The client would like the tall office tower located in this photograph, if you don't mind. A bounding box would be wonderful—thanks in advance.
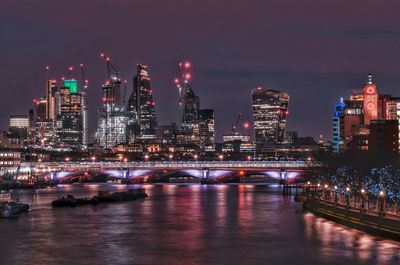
[34,98,47,122]
[251,87,289,147]
[34,98,59,147]
[198,109,216,146]
[363,73,379,125]
[81,87,88,146]
[98,76,127,148]
[45,79,57,121]
[56,86,83,147]
[332,97,345,153]
[182,82,200,127]
[127,64,157,142]
[174,61,200,131]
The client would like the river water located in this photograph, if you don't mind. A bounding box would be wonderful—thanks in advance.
[0,184,399,265]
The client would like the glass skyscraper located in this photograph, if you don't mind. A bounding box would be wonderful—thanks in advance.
[251,87,289,148]
[127,64,157,142]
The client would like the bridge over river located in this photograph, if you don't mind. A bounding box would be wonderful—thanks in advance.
[23,160,322,183]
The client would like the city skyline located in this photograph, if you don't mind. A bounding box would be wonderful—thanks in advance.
[2,1,400,140]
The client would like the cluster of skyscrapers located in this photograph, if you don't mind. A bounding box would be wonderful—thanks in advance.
[7,73,89,150]
[3,57,320,162]
[332,74,400,154]
[95,60,216,157]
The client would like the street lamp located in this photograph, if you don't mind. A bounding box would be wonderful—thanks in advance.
[379,191,385,212]
[247,156,251,161]
[144,154,149,162]
[218,154,224,161]
[194,154,198,161]
[168,154,173,161]
[91,156,96,162]
[334,185,338,203]
[345,187,351,206]
[361,188,365,209]
[65,157,70,162]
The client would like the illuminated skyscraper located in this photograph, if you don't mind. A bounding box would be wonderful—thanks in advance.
[56,86,83,147]
[127,64,157,142]
[332,97,345,153]
[198,109,215,146]
[45,79,57,121]
[181,82,200,128]
[251,87,289,148]
[98,78,127,148]
[363,73,378,125]
[174,61,215,148]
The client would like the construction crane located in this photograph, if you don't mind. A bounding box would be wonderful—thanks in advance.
[100,52,120,80]
[123,80,128,106]
[231,113,242,134]
[79,64,89,90]
[67,66,74,79]
[174,60,192,108]
[45,65,50,81]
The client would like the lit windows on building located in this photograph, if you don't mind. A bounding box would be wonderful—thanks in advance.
[251,87,289,149]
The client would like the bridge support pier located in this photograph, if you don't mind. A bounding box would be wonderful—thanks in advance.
[123,169,130,183]
[202,169,209,179]
[281,170,290,195]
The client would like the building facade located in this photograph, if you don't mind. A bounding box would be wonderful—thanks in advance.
[251,87,289,151]
[127,64,157,142]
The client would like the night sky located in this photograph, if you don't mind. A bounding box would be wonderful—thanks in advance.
[1,0,400,141]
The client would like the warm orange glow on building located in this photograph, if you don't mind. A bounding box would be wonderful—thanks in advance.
[363,80,378,125]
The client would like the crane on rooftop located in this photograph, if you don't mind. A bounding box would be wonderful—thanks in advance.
[100,52,120,80]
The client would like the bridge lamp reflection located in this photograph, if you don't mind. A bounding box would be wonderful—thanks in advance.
[346,187,350,192]
[379,191,384,196]
[361,188,365,194]
[324,184,328,189]
[334,186,338,190]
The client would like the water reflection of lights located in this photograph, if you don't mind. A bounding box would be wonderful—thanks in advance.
[304,213,400,263]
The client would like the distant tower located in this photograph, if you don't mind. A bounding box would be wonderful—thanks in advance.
[251,87,289,148]
[363,73,378,125]
[332,97,345,153]
[173,61,215,148]
[174,61,200,130]
[127,64,157,142]
[45,80,57,121]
